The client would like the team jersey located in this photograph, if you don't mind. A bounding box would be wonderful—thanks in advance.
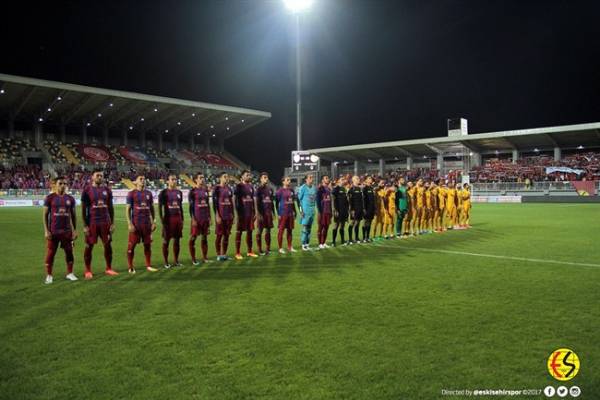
[235,182,255,217]
[127,189,154,228]
[316,185,332,215]
[275,187,296,217]
[348,186,364,212]
[44,193,76,234]
[188,186,211,222]
[415,186,425,208]
[362,185,376,214]
[385,189,396,213]
[430,187,439,209]
[297,184,317,215]
[81,185,113,226]
[446,188,457,208]
[332,185,349,212]
[395,185,408,211]
[408,187,418,209]
[255,185,275,217]
[213,184,234,221]
[438,187,447,209]
[375,187,386,214]
[425,190,432,208]
[158,188,183,219]
[462,188,471,203]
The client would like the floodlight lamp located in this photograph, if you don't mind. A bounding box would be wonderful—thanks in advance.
[283,0,313,13]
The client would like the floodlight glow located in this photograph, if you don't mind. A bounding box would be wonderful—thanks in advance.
[140,117,145,121]
[577,145,584,149]
[129,126,133,130]
[98,113,102,117]
[210,125,214,129]
[0,89,5,94]
[192,113,196,117]
[47,108,52,112]
[109,103,113,107]
[154,108,158,112]
[38,117,43,122]
[57,96,61,100]
[86,122,91,127]
[226,127,230,130]
[283,0,313,13]
[212,134,216,137]
[164,129,169,133]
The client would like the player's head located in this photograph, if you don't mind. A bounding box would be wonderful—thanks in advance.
[321,174,330,185]
[53,176,67,194]
[407,181,414,188]
[195,172,205,186]
[337,175,346,186]
[398,176,405,185]
[91,169,104,186]
[352,175,360,186]
[463,183,469,189]
[281,176,291,187]
[456,183,462,190]
[167,174,177,189]
[417,178,424,187]
[378,179,385,188]
[364,175,373,185]
[424,181,430,189]
[240,170,251,183]
[259,172,269,185]
[219,172,228,185]
[305,174,314,186]
[134,175,145,190]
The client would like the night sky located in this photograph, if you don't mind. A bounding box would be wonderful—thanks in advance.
[1,0,600,176]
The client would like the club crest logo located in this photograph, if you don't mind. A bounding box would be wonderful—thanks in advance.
[548,348,580,381]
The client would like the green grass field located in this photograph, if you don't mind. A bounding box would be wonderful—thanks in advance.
[0,203,598,399]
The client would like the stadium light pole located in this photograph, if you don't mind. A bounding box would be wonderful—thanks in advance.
[283,0,313,151]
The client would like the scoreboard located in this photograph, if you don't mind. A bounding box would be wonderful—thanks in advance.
[291,151,320,172]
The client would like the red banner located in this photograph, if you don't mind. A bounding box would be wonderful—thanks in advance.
[77,145,114,162]
[571,181,597,196]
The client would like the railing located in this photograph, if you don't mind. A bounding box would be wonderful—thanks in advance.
[471,181,577,192]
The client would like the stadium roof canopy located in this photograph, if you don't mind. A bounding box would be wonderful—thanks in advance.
[307,122,600,161]
[0,73,271,140]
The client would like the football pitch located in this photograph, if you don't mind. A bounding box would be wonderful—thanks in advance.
[0,203,598,399]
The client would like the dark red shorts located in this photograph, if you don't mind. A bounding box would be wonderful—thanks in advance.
[237,215,255,232]
[129,226,153,245]
[162,218,183,240]
[318,213,332,227]
[85,223,111,245]
[216,219,233,236]
[48,232,73,251]
[257,214,274,229]
[191,219,210,236]
[278,215,295,231]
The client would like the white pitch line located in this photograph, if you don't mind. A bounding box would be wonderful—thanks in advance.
[378,243,600,269]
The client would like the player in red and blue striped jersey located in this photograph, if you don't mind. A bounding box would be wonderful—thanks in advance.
[126,175,157,273]
[316,175,333,249]
[213,172,234,261]
[234,170,258,260]
[43,176,78,284]
[275,176,297,254]
[158,174,184,269]
[188,173,212,265]
[254,172,275,255]
[81,170,118,279]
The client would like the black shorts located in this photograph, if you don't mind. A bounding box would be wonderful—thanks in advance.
[350,209,364,221]
[334,211,348,223]
[364,208,375,220]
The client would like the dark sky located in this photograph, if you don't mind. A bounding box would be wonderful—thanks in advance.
[1,0,600,175]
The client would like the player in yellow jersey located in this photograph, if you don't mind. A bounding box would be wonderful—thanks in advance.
[373,179,386,240]
[460,183,472,228]
[429,182,439,232]
[415,179,426,234]
[423,182,433,233]
[383,182,396,239]
[455,183,463,229]
[404,181,415,236]
[446,181,458,229]
[437,181,447,232]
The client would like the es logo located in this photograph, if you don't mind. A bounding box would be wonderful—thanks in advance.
[547,348,580,381]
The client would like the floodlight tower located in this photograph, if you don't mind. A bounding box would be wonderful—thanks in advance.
[283,0,313,151]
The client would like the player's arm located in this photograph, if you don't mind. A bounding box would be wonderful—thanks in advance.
[69,200,78,240]
[212,187,222,223]
[43,205,51,239]
[296,185,305,216]
[254,191,262,221]
[108,189,115,231]
[150,194,156,231]
[125,193,135,232]
[81,190,90,234]
[331,188,339,216]
[292,190,298,218]
[316,187,323,215]
[275,190,281,217]
[188,190,195,220]
[158,190,166,224]
[178,191,184,222]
